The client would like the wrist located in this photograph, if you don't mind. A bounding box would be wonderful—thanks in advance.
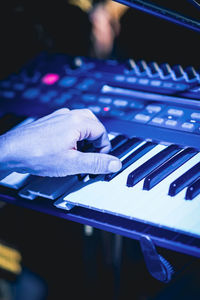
[0,134,13,179]
[0,133,17,172]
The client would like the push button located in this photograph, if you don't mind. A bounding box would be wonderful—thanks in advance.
[181,122,195,132]
[167,108,184,117]
[191,112,200,120]
[134,114,151,123]
[146,105,162,113]
[151,117,164,124]
[165,119,178,127]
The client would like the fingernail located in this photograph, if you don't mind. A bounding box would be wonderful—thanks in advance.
[108,160,122,173]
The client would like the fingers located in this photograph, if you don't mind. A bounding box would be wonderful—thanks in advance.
[90,130,111,153]
[66,109,119,173]
[24,108,113,177]
[70,109,111,153]
[84,119,111,153]
[68,151,122,175]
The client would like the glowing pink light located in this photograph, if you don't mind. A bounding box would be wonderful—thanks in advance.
[103,107,110,112]
[41,73,60,85]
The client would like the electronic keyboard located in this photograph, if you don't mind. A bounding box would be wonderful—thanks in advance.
[0,52,200,258]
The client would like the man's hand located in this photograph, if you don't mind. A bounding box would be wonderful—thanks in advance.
[0,108,122,177]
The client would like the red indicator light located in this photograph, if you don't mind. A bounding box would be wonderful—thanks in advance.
[41,73,60,85]
[103,107,110,111]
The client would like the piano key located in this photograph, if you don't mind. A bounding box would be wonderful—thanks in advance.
[181,207,200,235]
[108,137,141,159]
[168,162,200,196]
[104,141,156,182]
[143,147,198,190]
[110,134,128,150]
[18,176,46,200]
[53,198,75,211]
[143,160,200,230]
[64,147,200,235]
[79,134,116,153]
[18,186,38,200]
[177,184,200,232]
[127,144,181,187]
[185,178,200,200]
[77,141,102,181]
[0,172,30,189]
[129,154,200,228]
[77,133,115,153]
[87,134,129,180]
[108,133,116,140]
[165,190,200,234]
[78,133,117,180]
[64,144,167,210]
[26,175,79,200]
[139,153,200,229]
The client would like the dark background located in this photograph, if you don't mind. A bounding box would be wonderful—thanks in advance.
[0,1,200,79]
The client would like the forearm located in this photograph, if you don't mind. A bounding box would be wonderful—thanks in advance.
[0,134,13,180]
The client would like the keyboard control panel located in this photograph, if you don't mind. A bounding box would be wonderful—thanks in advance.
[0,52,200,137]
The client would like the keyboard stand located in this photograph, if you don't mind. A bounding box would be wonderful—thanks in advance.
[140,235,174,282]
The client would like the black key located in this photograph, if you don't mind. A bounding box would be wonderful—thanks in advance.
[0,113,27,135]
[77,140,94,152]
[77,139,96,180]
[77,140,103,181]
[186,178,200,200]
[143,148,198,190]
[77,173,87,181]
[88,134,129,180]
[110,134,128,151]
[105,141,156,182]
[127,144,180,187]
[78,134,128,155]
[109,137,141,159]
[169,162,200,196]
[77,141,95,181]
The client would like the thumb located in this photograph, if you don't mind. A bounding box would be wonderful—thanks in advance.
[74,151,122,174]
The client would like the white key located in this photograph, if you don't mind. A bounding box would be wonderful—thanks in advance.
[0,172,30,189]
[19,186,37,200]
[64,148,200,236]
[64,144,166,212]
[54,198,75,211]
[175,197,200,235]
[139,153,200,227]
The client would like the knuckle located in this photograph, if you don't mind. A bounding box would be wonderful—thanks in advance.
[52,108,70,116]
[83,108,96,119]
[58,108,70,114]
[69,112,82,125]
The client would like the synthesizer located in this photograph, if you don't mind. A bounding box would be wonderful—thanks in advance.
[0,52,200,257]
